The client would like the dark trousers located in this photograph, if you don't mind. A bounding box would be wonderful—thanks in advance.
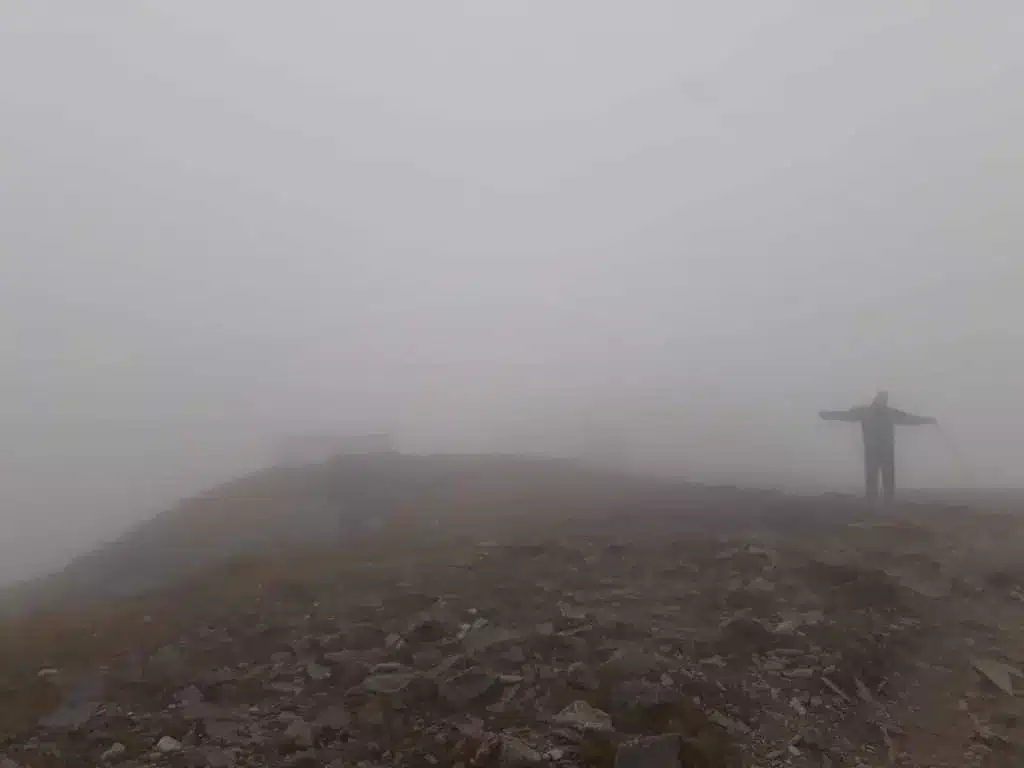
[865,450,895,500]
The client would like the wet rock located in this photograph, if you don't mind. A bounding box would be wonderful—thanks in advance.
[464,627,520,656]
[552,700,614,732]
[600,645,667,678]
[360,671,436,700]
[427,653,473,681]
[100,742,126,761]
[500,735,544,767]
[322,652,371,686]
[774,608,827,633]
[852,676,876,704]
[306,661,331,681]
[782,667,814,679]
[156,735,183,753]
[614,734,682,768]
[709,711,751,736]
[559,601,588,621]
[439,668,499,707]
[360,671,411,696]
[971,657,1022,696]
[283,718,315,749]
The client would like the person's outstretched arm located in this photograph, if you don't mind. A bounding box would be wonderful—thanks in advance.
[890,408,937,426]
[819,408,864,422]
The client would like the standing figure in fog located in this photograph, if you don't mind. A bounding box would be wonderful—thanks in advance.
[819,391,937,500]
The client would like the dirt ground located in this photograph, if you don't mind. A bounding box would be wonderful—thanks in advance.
[2,485,1024,767]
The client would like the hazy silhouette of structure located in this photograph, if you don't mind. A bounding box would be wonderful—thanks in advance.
[274,433,394,467]
[819,391,936,500]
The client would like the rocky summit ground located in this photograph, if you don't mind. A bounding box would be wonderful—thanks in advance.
[3,485,1024,768]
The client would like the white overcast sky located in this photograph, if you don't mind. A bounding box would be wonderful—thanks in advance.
[1,2,1022,580]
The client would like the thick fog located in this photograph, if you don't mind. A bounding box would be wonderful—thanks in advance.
[1,3,1022,582]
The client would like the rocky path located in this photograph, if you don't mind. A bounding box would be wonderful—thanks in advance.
[4,501,1024,767]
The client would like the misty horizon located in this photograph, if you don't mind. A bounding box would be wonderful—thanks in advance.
[2,3,1022,583]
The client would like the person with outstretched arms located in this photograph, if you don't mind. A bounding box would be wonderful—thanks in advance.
[820,391,937,500]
